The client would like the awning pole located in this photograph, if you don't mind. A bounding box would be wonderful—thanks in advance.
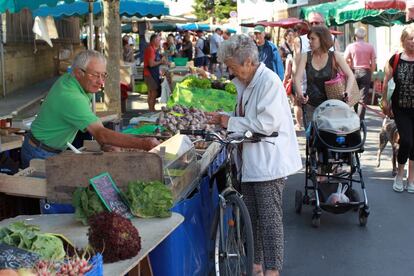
[88,0,96,113]
[0,14,6,98]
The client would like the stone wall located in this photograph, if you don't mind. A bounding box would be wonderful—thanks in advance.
[0,42,83,96]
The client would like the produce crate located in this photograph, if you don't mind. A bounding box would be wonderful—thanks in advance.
[134,81,148,94]
[85,253,103,276]
[173,57,188,66]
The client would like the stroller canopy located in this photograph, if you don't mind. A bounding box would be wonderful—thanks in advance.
[313,100,360,134]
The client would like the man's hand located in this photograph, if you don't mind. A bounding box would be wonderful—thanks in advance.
[140,137,160,151]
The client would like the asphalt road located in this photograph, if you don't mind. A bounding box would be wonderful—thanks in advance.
[282,108,414,276]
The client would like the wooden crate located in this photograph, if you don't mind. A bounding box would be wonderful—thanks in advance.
[45,152,163,204]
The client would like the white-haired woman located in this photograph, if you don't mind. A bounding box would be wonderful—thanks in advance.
[382,23,414,193]
[212,34,302,276]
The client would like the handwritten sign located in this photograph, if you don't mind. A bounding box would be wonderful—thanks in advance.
[89,172,132,219]
[0,244,40,269]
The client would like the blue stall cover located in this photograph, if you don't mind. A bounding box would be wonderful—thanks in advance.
[32,0,169,19]
[150,148,226,275]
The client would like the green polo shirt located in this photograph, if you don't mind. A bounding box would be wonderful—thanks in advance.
[31,73,99,150]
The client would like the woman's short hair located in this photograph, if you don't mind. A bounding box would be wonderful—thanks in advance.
[401,23,414,47]
[307,25,333,52]
[217,34,259,65]
[72,50,106,70]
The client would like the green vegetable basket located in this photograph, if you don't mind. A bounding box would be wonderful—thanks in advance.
[173,57,188,66]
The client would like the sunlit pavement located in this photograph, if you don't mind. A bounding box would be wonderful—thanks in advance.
[283,106,414,276]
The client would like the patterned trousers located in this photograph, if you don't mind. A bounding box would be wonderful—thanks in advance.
[241,178,285,271]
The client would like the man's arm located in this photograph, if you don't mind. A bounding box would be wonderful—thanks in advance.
[292,36,302,76]
[371,46,377,72]
[87,121,159,151]
[344,46,352,68]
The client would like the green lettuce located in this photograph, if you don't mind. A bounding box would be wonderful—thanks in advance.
[125,181,173,218]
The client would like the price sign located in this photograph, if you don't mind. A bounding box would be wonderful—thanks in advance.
[89,172,132,219]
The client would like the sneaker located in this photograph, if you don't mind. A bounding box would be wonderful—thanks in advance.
[393,177,404,192]
[407,182,414,193]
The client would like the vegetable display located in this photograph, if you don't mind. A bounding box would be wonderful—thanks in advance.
[125,181,173,218]
[167,82,236,112]
[0,222,65,261]
[157,105,215,134]
[72,187,106,226]
[180,76,212,89]
[88,212,141,263]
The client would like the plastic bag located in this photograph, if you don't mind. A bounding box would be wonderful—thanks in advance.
[160,78,171,103]
[326,183,350,205]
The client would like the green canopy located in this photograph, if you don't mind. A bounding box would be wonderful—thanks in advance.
[300,0,408,27]
[0,0,76,13]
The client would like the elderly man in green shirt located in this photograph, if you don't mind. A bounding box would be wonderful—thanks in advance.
[21,50,159,168]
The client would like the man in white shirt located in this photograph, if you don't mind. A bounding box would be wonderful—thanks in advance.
[194,30,208,71]
[210,28,223,76]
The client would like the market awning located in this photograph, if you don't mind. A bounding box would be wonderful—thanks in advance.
[32,0,169,19]
[0,0,76,13]
[300,0,409,27]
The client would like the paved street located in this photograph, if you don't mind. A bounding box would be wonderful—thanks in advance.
[283,108,414,276]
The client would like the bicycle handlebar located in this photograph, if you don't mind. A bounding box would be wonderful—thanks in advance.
[180,129,278,145]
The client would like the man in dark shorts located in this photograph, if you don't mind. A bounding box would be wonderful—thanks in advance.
[143,33,168,111]
[194,30,208,70]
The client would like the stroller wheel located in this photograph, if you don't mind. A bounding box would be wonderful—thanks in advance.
[311,214,321,228]
[295,190,303,214]
[359,209,368,227]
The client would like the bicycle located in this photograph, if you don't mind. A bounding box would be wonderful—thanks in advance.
[180,129,278,276]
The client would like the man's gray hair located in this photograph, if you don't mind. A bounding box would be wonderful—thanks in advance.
[71,50,106,70]
[354,27,366,39]
[217,34,259,65]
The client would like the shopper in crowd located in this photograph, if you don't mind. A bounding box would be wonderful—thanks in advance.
[194,30,208,71]
[210,27,224,76]
[282,29,303,131]
[344,27,376,120]
[279,28,295,68]
[293,13,340,120]
[253,25,284,81]
[21,50,159,168]
[165,34,178,62]
[181,32,193,61]
[222,30,231,40]
[212,34,302,276]
[122,35,135,63]
[294,26,355,124]
[382,23,414,193]
[144,34,168,111]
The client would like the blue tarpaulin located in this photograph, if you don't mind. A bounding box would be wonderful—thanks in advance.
[32,0,169,19]
[150,148,226,275]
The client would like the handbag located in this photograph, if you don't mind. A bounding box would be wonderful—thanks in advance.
[284,79,293,96]
[324,54,361,107]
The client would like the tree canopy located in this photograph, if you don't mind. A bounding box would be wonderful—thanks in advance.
[193,0,237,21]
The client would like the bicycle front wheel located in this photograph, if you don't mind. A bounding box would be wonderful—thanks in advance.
[214,193,254,276]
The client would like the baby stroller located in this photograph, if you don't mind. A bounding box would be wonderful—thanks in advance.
[295,99,370,227]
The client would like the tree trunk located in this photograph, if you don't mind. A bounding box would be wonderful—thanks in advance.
[103,0,121,114]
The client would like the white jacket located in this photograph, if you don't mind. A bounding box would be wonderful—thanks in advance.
[227,63,302,182]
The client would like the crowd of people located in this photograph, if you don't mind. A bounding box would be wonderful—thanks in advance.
[91,17,414,276]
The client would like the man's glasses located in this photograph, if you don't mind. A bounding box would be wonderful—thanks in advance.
[80,68,108,81]
[310,21,323,26]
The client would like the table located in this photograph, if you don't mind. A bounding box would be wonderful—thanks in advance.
[0,213,184,275]
[0,135,23,153]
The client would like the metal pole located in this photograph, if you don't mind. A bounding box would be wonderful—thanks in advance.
[0,14,6,98]
[88,0,96,113]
